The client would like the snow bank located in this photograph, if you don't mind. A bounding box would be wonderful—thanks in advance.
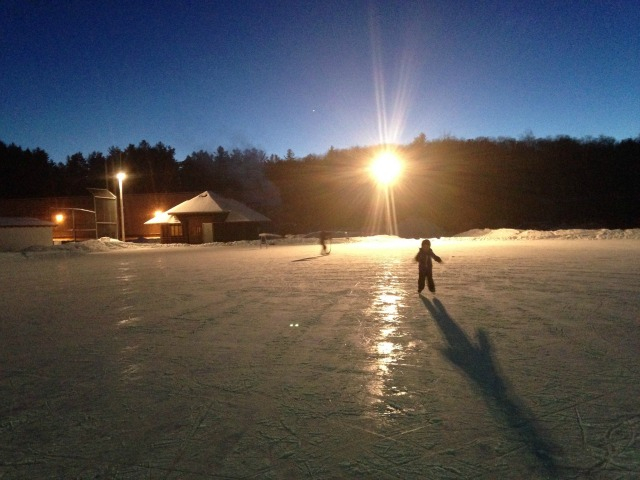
[11,228,640,257]
[453,228,640,241]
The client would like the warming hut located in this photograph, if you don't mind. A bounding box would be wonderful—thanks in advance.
[0,217,55,251]
[145,191,271,244]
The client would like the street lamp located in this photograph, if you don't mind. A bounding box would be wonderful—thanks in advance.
[116,172,126,241]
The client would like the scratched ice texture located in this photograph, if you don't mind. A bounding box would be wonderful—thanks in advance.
[1,230,639,479]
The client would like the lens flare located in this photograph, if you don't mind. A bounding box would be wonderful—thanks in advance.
[370,151,402,185]
[367,151,402,235]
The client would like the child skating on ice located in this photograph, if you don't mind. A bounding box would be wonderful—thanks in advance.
[415,239,442,294]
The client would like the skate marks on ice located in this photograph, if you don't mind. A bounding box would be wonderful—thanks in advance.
[573,409,640,479]
[2,242,638,478]
[421,296,560,477]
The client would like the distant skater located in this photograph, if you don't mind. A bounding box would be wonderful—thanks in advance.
[319,230,330,255]
[415,239,442,293]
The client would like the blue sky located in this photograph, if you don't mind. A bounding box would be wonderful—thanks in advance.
[1,0,639,163]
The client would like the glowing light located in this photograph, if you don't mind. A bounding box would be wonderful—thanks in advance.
[377,341,395,356]
[370,152,402,185]
[153,210,163,218]
[116,172,126,241]
[55,214,64,223]
[367,151,402,235]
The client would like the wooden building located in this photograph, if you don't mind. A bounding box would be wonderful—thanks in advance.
[0,192,200,241]
[0,217,55,251]
[146,191,271,244]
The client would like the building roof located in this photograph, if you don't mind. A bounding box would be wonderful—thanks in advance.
[87,188,117,200]
[164,191,270,223]
[144,212,180,225]
[0,217,55,227]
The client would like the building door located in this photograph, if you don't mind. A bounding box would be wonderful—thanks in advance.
[202,223,213,243]
[187,221,202,244]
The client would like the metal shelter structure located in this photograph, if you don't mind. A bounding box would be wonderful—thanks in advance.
[87,188,118,239]
[51,207,97,242]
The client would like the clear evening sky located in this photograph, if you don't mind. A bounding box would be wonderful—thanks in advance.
[1,0,639,164]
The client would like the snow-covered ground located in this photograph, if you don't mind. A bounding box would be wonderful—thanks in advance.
[1,229,639,479]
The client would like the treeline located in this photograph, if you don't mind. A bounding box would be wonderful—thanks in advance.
[1,135,638,235]
[263,134,639,235]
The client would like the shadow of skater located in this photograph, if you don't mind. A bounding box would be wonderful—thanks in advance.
[292,255,324,263]
[421,296,559,476]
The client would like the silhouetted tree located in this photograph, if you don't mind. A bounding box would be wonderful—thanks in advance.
[119,141,179,194]
[179,150,216,191]
[284,149,296,161]
[86,151,109,189]
[61,152,90,195]
[1,135,638,231]
[0,141,59,198]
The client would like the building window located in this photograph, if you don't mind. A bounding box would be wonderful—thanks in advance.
[170,225,182,237]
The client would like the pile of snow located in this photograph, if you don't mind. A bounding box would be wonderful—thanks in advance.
[11,228,640,257]
[454,228,640,240]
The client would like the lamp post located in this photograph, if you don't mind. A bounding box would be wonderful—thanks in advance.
[116,172,126,241]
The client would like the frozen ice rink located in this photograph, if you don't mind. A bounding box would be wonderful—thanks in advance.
[1,232,639,479]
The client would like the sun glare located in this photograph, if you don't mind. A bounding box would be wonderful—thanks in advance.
[370,152,402,185]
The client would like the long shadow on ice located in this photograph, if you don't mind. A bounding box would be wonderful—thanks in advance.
[292,255,325,262]
[421,296,559,476]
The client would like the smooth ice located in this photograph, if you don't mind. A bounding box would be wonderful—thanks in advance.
[1,234,639,479]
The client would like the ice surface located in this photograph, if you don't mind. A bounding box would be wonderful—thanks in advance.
[1,230,639,478]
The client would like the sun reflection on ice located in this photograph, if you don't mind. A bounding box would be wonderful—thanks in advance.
[365,268,408,406]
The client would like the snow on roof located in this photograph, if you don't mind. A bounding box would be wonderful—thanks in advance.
[144,212,180,225]
[0,217,55,227]
[163,191,270,223]
[223,197,271,223]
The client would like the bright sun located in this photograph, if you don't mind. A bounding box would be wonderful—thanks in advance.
[370,152,402,185]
